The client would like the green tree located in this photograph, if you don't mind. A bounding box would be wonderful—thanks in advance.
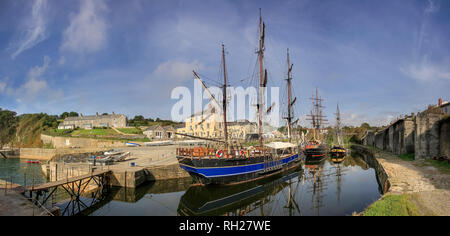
[60,111,79,119]
[360,122,371,129]
[0,108,18,148]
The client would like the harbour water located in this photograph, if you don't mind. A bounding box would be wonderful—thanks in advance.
[0,158,47,187]
[89,153,382,216]
[0,153,383,216]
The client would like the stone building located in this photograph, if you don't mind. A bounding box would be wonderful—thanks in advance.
[143,125,177,140]
[58,112,127,129]
[414,108,441,159]
[362,98,450,160]
[175,108,257,140]
[439,99,450,114]
[362,130,375,146]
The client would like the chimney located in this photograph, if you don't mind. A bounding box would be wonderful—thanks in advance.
[439,98,443,106]
[96,112,99,117]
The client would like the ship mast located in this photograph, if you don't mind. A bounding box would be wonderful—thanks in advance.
[285,48,294,142]
[222,44,229,153]
[335,103,342,146]
[257,8,266,148]
[307,88,327,142]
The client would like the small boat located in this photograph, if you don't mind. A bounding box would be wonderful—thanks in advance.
[330,145,347,157]
[88,155,114,166]
[329,104,347,158]
[111,152,130,162]
[104,149,123,156]
[125,142,141,147]
[25,160,40,164]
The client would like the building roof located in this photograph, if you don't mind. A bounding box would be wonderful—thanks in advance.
[144,125,163,131]
[264,142,297,149]
[441,101,450,108]
[227,120,256,126]
[65,114,125,121]
[173,123,185,129]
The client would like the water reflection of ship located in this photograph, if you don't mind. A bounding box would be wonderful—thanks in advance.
[304,156,327,216]
[177,166,303,216]
[330,155,347,204]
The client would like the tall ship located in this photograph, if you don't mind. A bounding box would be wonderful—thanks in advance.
[175,10,302,185]
[304,88,328,158]
[330,103,347,157]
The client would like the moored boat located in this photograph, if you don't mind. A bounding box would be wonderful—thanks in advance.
[177,142,301,185]
[304,140,328,158]
[330,145,346,157]
[125,142,140,147]
[176,10,302,186]
[305,88,328,158]
[25,160,40,164]
[329,104,347,157]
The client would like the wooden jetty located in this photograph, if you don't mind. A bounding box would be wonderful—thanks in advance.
[21,169,112,216]
[0,151,7,159]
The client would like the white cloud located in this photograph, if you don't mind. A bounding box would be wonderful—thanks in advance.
[336,112,397,127]
[4,56,62,106]
[0,80,6,93]
[152,60,204,83]
[15,56,51,101]
[10,0,48,59]
[60,0,108,54]
[425,0,440,14]
[401,62,450,82]
[58,56,66,65]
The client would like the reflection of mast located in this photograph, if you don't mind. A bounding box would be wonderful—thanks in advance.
[284,179,301,216]
[336,163,342,203]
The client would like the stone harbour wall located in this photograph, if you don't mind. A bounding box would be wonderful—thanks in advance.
[362,112,449,160]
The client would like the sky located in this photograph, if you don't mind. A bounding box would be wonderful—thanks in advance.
[0,0,449,127]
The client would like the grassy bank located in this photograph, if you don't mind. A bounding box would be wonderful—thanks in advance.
[425,160,450,174]
[116,127,143,134]
[398,153,415,161]
[362,194,420,216]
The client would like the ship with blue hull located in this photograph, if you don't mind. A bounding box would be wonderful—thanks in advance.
[177,143,302,185]
[176,10,302,186]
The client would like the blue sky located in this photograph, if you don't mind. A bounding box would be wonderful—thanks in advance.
[0,0,449,127]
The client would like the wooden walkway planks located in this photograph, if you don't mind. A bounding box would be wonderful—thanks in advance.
[24,170,111,192]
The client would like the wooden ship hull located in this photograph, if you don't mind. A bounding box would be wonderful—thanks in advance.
[304,143,328,158]
[330,146,347,157]
[177,148,301,185]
